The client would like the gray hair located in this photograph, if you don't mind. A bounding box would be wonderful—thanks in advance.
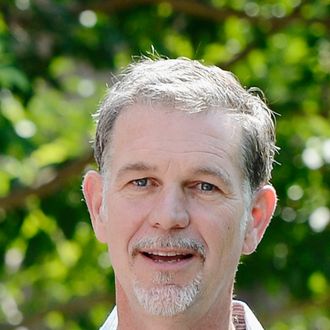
[94,57,277,192]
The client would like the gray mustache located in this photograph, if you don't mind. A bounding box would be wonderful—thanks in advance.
[130,236,206,259]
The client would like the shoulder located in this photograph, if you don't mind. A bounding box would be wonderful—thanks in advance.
[233,300,264,330]
[99,306,118,330]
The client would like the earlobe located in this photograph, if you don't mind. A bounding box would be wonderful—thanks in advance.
[82,170,108,243]
[242,185,277,255]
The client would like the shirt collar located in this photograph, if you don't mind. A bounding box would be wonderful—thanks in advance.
[100,300,264,330]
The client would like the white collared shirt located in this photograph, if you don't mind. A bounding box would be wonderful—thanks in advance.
[100,300,264,330]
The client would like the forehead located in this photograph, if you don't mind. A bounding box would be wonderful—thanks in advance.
[105,104,243,172]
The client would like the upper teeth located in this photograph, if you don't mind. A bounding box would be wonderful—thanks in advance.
[147,251,186,256]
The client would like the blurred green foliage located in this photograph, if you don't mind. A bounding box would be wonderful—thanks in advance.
[0,0,329,329]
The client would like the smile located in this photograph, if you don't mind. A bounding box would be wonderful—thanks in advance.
[141,251,194,263]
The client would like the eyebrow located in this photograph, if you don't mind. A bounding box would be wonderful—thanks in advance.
[116,162,157,179]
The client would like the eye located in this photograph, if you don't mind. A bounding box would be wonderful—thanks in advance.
[132,178,149,187]
[198,182,217,192]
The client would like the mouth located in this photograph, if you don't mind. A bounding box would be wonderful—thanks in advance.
[131,237,206,269]
[141,251,194,263]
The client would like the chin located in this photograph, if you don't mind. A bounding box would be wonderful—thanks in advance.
[133,271,203,317]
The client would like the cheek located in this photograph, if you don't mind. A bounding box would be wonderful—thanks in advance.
[192,203,244,260]
[105,196,151,252]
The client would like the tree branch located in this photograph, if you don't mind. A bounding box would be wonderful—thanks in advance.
[220,0,308,68]
[84,0,325,70]
[85,0,329,28]
[87,0,247,22]
[0,152,94,211]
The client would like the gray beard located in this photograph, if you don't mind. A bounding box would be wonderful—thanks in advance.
[133,271,203,317]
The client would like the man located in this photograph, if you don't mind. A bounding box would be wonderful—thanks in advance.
[83,57,278,329]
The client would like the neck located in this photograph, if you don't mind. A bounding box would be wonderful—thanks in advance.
[115,280,236,330]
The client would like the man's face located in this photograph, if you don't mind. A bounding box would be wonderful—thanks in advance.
[84,104,272,317]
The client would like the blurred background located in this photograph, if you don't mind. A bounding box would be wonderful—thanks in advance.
[0,0,329,329]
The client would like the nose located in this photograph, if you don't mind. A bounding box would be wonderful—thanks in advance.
[148,186,190,230]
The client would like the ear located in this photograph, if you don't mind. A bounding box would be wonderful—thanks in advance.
[82,170,108,243]
[242,185,277,255]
